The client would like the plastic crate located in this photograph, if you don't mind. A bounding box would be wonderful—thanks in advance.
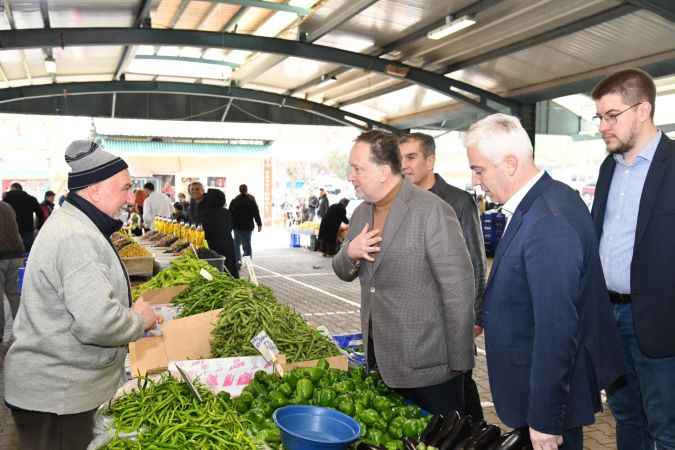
[201,256,225,272]
[332,333,365,367]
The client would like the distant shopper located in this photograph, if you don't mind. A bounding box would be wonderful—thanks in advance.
[177,192,190,212]
[132,188,146,216]
[187,181,205,224]
[4,183,44,253]
[142,182,173,231]
[307,193,319,221]
[229,184,262,265]
[172,202,188,222]
[199,189,239,278]
[4,140,159,450]
[40,190,56,222]
[0,200,25,344]
[317,188,329,219]
[318,198,349,256]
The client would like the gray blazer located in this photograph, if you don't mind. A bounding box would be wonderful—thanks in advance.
[333,179,475,388]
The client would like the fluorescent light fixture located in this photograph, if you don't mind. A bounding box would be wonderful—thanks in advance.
[44,56,56,74]
[427,15,476,40]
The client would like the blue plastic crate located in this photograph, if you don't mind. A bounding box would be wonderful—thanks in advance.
[17,266,25,291]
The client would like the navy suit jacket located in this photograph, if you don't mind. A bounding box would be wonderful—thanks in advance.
[484,173,624,435]
[592,134,675,358]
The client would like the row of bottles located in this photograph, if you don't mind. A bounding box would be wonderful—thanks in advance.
[153,217,205,248]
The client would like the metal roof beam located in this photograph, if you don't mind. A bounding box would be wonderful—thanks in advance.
[212,0,309,16]
[0,27,516,113]
[234,0,378,85]
[288,0,503,96]
[336,3,638,109]
[137,55,239,68]
[0,80,400,132]
[627,0,675,24]
[114,0,154,80]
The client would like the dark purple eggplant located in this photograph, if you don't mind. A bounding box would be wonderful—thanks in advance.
[438,415,473,450]
[493,428,532,450]
[461,424,501,450]
[470,419,488,437]
[420,414,446,443]
[425,410,461,447]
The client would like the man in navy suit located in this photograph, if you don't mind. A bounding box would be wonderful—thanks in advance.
[465,114,624,450]
[591,69,675,450]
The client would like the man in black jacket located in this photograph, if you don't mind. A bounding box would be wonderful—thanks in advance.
[229,184,262,266]
[399,132,487,422]
[3,183,44,253]
[199,189,239,278]
[591,68,675,450]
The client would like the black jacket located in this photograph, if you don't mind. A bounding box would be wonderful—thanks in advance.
[3,190,44,233]
[318,195,329,218]
[429,174,486,317]
[592,133,675,357]
[229,194,262,231]
[318,203,349,242]
[199,189,239,278]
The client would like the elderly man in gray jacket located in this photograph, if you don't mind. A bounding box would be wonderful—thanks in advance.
[4,140,159,450]
[333,130,475,415]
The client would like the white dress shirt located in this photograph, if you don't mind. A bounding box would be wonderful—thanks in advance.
[143,191,173,230]
[501,170,545,231]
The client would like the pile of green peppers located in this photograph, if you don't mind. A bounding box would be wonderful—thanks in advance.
[172,275,273,318]
[233,361,431,450]
[102,375,259,449]
[210,294,341,362]
[131,254,220,300]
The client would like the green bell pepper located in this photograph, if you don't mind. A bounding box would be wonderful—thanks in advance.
[357,408,381,426]
[296,378,314,400]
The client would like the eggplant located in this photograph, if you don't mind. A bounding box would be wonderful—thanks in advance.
[460,424,501,450]
[470,420,488,438]
[492,428,532,450]
[420,414,446,443]
[425,410,461,447]
[438,415,472,450]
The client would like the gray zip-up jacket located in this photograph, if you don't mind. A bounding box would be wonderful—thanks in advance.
[4,202,144,414]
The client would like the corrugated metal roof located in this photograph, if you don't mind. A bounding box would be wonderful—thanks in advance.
[99,138,271,155]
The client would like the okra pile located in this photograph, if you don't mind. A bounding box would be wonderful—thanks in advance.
[210,293,341,362]
[103,375,259,449]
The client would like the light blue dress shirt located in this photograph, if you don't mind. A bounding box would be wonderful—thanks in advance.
[598,131,661,294]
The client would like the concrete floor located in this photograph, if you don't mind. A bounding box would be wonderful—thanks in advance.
[0,239,618,449]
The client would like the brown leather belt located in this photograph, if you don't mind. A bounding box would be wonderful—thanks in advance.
[608,291,632,304]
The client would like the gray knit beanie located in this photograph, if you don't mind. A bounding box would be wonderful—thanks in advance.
[65,140,128,190]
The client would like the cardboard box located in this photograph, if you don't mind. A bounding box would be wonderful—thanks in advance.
[168,357,273,397]
[122,255,155,277]
[129,308,221,376]
[128,305,347,377]
[140,285,189,305]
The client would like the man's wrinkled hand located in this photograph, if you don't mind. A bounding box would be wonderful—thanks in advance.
[132,298,162,331]
[473,325,483,337]
[529,427,563,450]
[347,223,382,263]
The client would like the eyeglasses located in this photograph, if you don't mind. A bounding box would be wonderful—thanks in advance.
[591,102,642,126]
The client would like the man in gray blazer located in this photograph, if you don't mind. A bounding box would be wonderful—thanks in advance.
[333,130,475,415]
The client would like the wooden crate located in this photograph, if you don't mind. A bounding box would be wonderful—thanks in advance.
[122,255,155,277]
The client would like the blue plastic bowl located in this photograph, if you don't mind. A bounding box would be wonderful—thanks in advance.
[273,405,361,450]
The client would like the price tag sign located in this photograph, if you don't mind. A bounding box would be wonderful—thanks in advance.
[251,330,279,363]
[199,268,213,281]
